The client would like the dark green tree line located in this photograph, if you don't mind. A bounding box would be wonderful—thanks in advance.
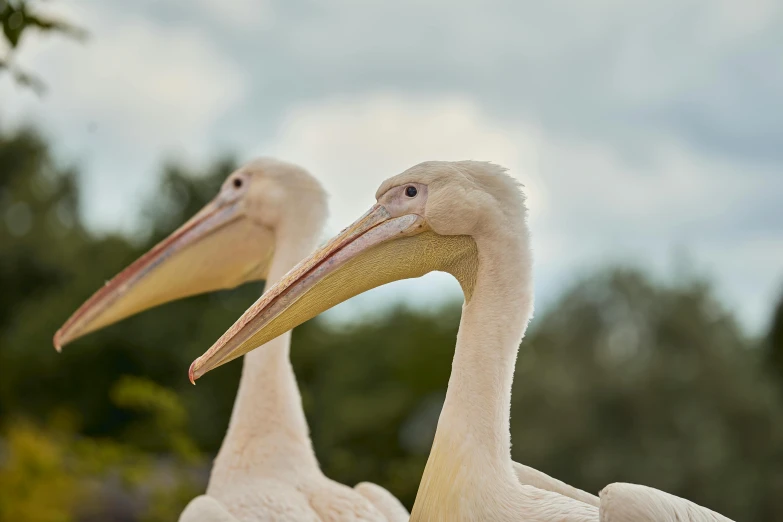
[1,127,782,520]
[767,292,783,386]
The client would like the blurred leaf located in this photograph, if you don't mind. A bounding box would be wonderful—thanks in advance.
[0,0,86,92]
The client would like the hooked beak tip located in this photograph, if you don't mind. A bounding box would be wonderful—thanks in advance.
[53,331,64,353]
[188,360,198,385]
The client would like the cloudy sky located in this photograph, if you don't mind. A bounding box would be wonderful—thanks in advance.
[2,0,781,333]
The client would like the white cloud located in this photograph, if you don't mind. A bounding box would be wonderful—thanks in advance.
[0,0,779,332]
[259,93,545,319]
[267,0,783,166]
[0,1,247,232]
[170,0,275,31]
[6,2,246,145]
[261,92,782,331]
[262,93,546,234]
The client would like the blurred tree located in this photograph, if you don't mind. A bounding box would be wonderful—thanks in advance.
[0,0,84,92]
[291,306,461,506]
[767,290,783,385]
[111,376,200,462]
[0,383,203,522]
[509,270,783,521]
[0,128,239,518]
[0,132,260,454]
[0,127,89,422]
[291,273,783,519]
[1,126,782,520]
[0,420,81,522]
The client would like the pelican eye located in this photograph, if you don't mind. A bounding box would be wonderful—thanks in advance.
[405,186,417,198]
[233,178,243,189]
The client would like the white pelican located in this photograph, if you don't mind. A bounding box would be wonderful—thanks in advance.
[188,160,598,521]
[189,161,737,522]
[54,159,409,522]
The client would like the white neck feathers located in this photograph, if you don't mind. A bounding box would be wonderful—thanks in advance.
[208,225,322,491]
[411,227,533,521]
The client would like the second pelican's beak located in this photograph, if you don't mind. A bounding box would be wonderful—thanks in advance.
[189,204,478,382]
[54,196,274,350]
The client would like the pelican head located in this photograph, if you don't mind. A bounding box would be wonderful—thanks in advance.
[54,158,327,350]
[190,160,529,381]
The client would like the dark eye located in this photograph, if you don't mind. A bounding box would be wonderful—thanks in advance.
[233,177,243,189]
[405,186,417,198]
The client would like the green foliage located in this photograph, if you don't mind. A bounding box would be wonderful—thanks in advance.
[0,421,80,522]
[1,126,782,520]
[111,376,200,462]
[0,413,202,522]
[290,306,462,506]
[510,270,783,521]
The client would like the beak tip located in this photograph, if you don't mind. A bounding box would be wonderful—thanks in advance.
[188,360,198,385]
[53,331,65,353]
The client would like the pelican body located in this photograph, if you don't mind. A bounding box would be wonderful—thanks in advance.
[55,159,408,521]
[190,161,736,522]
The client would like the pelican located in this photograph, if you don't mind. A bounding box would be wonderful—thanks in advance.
[187,160,597,521]
[53,159,409,521]
[188,161,736,522]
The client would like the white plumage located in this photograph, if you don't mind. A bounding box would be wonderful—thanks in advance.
[59,159,739,522]
[189,160,738,522]
[56,159,408,522]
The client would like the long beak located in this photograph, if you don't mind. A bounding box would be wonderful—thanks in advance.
[188,204,478,382]
[54,198,274,350]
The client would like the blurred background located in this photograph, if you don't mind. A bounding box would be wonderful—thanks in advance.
[1,0,782,520]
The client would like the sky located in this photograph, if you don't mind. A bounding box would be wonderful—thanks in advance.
[1,0,782,333]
